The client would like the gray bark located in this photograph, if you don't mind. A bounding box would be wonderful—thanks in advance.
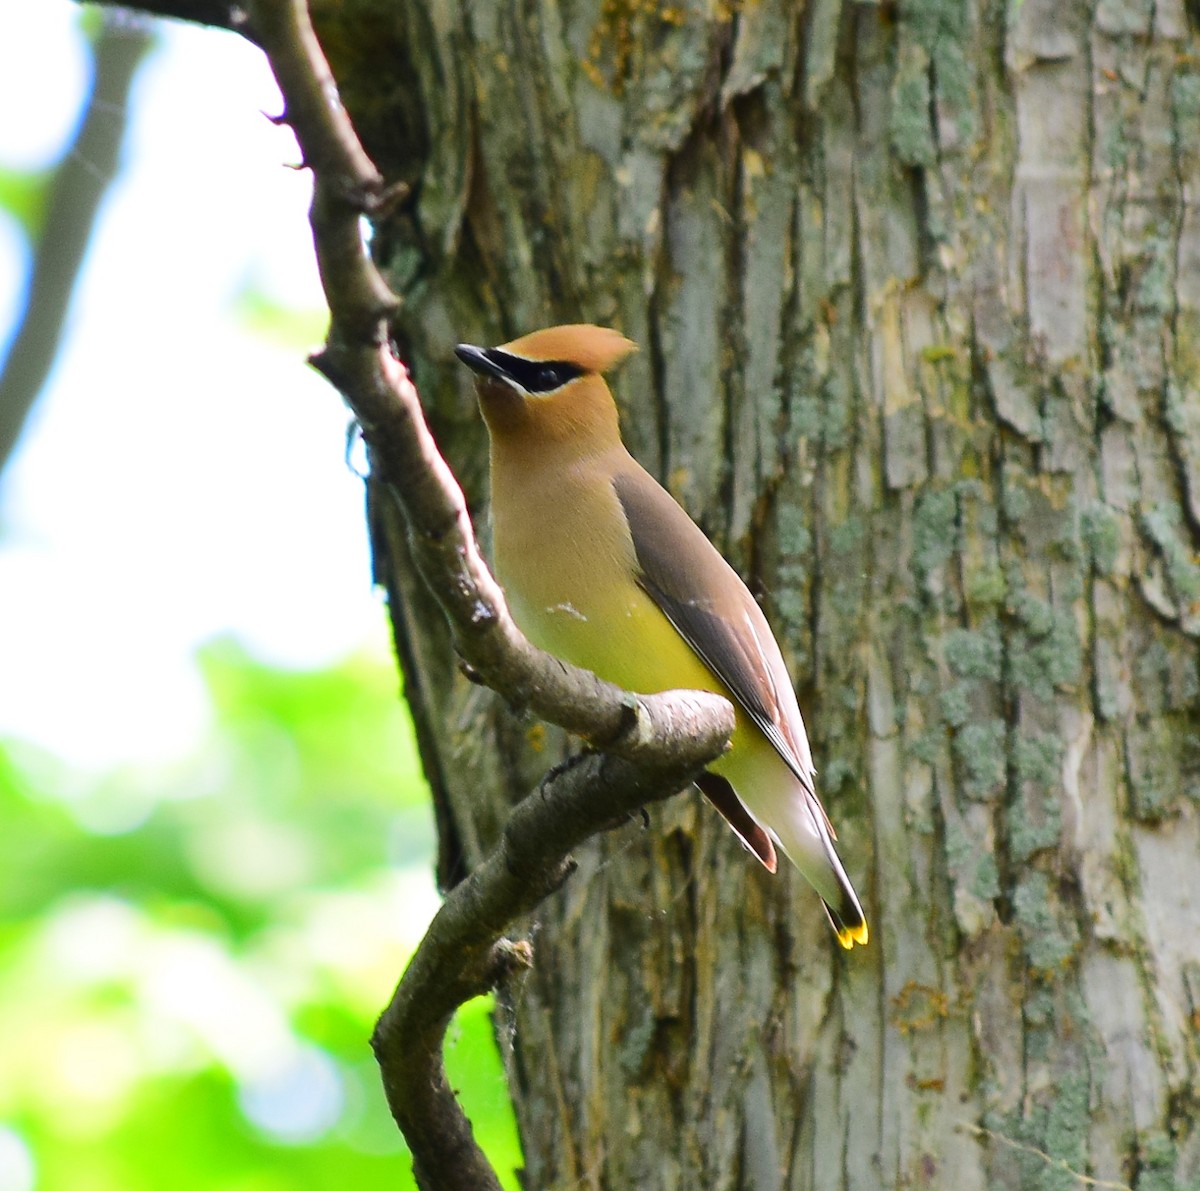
[330,0,1200,1186]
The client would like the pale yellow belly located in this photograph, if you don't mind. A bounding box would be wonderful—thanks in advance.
[490,457,716,697]
[504,571,718,699]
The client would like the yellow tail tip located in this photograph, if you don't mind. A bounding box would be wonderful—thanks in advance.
[836,921,870,950]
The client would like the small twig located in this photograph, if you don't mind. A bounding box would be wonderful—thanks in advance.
[957,1122,1133,1191]
[240,2,735,1188]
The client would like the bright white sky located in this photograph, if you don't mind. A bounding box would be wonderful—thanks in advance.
[0,0,390,769]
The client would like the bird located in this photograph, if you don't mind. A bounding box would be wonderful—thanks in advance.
[454,324,868,949]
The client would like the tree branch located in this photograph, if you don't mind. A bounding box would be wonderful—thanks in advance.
[0,14,154,476]
[238,1,734,1187]
[86,0,255,39]
[375,693,732,1191]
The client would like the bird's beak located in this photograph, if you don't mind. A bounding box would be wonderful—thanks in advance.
[454,343,508,383]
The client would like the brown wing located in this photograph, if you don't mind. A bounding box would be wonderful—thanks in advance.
[612,466,817,795]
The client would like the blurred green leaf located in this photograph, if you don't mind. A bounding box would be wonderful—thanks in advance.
[0,643,523,1188]
[447,999,524,1188]
[0,167,52,239]
[229,285,328,353]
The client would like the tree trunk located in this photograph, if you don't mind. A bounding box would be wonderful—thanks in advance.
[326,0,1200,1185]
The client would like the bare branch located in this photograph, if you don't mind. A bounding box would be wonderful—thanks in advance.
[240,1,734,1187]
[0,15,153,476]
[85,0,256,39]
[375,690,732,1191]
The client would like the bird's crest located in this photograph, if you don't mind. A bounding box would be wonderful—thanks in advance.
[501,324,637,375]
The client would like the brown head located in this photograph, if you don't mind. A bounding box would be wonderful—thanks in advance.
[454,324,637,450]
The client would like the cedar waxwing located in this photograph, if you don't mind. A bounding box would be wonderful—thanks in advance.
[455,324,868,948]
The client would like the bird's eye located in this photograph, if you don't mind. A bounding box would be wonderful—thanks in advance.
[498,355,583,393]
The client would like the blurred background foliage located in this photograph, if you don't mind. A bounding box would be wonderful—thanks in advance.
[0,4,521,1188]
[0,645,522,1190]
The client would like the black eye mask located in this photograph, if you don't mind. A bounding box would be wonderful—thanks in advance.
[479,349,584,394]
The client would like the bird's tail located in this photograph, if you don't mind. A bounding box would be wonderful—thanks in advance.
[713,751,869,948]
[820,884,869,950]
[759,783,869,949]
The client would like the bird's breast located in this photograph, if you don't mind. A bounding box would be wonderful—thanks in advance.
[490,458,716,697]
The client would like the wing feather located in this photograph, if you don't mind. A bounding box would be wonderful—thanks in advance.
[612,468,817,796]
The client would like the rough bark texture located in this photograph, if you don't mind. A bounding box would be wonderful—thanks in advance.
[316,0,1200,1186]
